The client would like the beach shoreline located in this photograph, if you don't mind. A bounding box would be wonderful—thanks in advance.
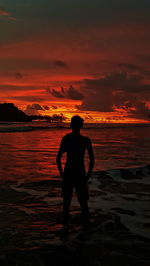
[0,165,150,265]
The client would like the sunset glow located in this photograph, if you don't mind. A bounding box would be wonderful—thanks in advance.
[0,1,150,123]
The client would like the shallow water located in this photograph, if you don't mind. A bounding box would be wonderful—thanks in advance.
[0,125,150,182]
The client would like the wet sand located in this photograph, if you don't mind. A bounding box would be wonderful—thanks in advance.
[0,166,150,265]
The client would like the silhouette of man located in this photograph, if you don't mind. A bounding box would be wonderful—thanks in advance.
[56,115,94,229]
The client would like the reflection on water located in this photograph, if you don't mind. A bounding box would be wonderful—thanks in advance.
[0,126,150,251]
[0,126,150,182]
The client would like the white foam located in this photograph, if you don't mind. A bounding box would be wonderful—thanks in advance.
[93,165,150,184]
[88,189,150,239]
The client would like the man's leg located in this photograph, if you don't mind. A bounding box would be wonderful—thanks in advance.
[78,199,90,225]
[62,178,73,227]
[62,196,72,226]
[75,180,90,225]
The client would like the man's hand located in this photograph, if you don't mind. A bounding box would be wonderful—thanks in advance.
[60,171,64,179]
[86,172,91,180]
[87,137,94,181]
[56,137,66,179]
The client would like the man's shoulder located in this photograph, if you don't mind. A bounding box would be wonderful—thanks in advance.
[62,133,72,140]
[62,133,91,143]
[81,135,91,143]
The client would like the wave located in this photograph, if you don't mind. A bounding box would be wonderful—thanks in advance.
[92,164,150,185]
[1,164,150,244]
[7,165,150,190]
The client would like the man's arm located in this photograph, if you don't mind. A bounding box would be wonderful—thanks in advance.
[56,137,66,178]
[86,138,94,180]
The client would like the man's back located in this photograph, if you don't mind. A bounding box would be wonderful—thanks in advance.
[62,133,91,173]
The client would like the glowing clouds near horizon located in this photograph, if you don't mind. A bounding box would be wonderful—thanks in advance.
[0,0,150,122]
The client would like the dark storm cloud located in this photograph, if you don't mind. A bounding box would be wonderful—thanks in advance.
[24,103,49,115]
[129,102,150,119]
[45,88,51,94]
[81,72,143,93]
[51,88,65,98]
[53,60,69,68]
[77,71,150,119]
[52,106,58,109]
[15,72,23,79]
[78,92,114,112]
[119,63,150,79]
[67,86,84,100]
[31,104,44,110]
[51,85,84,100]
[43,105,50,110]
[123,84,150,93]
[119,63,141,71]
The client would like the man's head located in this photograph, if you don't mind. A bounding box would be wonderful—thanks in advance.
[70,115,84,131]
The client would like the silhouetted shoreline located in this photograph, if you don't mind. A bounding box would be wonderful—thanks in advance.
[0,103,65,123]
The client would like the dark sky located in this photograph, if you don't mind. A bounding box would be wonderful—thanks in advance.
[0,0,150,122]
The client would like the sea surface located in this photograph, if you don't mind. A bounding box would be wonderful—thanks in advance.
[0,122,150,251]
[0,122,150,182]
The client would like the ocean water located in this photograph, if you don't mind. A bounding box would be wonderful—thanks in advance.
[0,122,150,250]
[0,122,150,182]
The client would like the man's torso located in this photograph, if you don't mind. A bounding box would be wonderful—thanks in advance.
[62,133,89,177]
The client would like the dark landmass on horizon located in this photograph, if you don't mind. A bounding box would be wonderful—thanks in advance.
[0,103,65,122]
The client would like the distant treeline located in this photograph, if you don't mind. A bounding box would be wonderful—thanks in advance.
[0,103,66,122]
